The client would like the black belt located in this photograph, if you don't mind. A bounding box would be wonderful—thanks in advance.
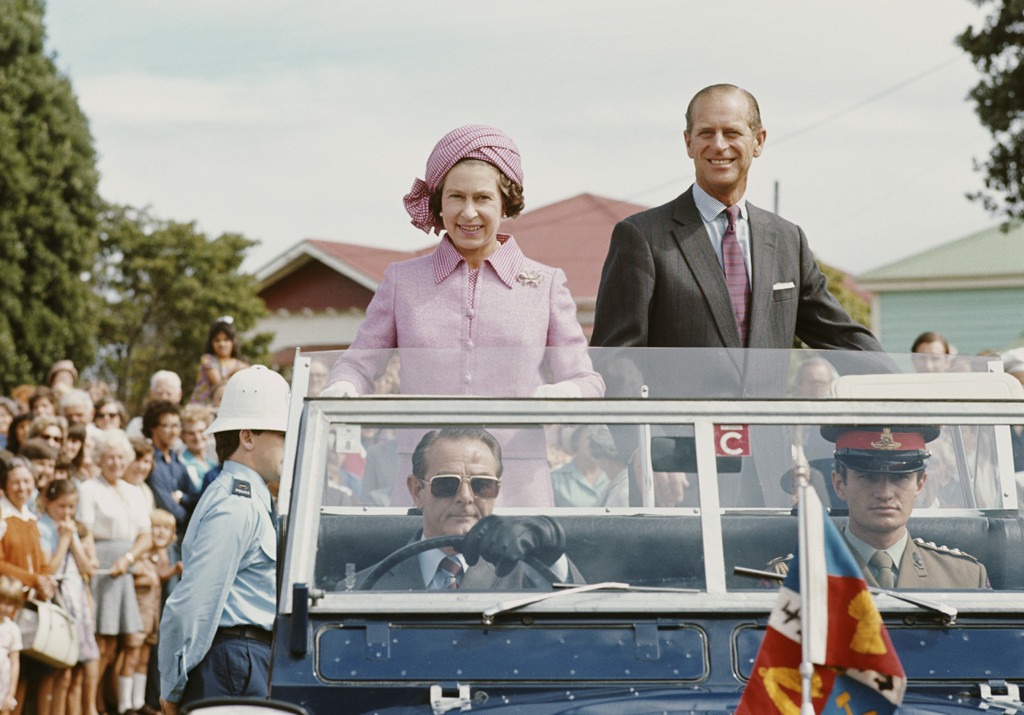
[215,625,273,646]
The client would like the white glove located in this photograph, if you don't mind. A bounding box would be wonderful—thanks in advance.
[319,380,359,398]
[532,382,582,399]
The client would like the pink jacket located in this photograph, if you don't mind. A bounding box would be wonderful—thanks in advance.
[328,237,604,399]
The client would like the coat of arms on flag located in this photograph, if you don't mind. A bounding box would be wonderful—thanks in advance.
[736,486,906,714]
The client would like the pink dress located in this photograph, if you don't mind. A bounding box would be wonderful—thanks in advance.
[190,354,246,405]
[328,236,605,506]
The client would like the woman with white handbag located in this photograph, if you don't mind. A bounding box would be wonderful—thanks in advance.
[39,478,100,715]
[0,457,66,715]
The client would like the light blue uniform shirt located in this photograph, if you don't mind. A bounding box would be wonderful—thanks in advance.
[158,461,277,703]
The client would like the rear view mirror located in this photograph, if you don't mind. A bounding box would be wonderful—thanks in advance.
[650,436,741,473]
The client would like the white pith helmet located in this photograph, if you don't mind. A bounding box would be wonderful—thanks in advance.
[205,365,290,434]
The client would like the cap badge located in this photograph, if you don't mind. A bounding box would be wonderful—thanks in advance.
[517,270,544,287]
[871,428,902,450]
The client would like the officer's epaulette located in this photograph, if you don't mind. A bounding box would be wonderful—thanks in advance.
[232,479,252,498]
[913,537,981,563]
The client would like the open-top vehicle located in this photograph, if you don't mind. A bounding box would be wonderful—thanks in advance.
[269,347,1024,714]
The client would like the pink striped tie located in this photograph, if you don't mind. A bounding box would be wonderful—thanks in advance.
[722,205,751,345]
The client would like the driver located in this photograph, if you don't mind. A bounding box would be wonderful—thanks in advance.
[359,426,581,589]
[770,425,989,589]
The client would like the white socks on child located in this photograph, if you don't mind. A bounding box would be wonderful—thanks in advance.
[133,672,148,711]
[117,675,134,714]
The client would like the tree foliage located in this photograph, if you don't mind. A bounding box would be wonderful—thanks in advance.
[94,204,271,412]
[0,0,101,392]
[793,261,873,349]
[820,261,871,330]
[957,0,1024,224]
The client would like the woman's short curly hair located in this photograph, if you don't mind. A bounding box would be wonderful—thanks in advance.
[428,158,525,229]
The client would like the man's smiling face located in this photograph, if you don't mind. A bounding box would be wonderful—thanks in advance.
[684,88,765,206]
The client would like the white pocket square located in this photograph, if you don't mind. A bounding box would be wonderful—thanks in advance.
[772,281,796,291]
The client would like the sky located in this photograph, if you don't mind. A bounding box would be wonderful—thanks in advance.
[42,0,998,277]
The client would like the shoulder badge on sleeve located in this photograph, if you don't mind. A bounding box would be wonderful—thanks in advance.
[232,479,252,498]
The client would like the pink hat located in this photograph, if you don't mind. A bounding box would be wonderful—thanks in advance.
[403,124,523,235]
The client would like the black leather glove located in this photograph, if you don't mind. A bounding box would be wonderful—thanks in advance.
[462,515,566,576]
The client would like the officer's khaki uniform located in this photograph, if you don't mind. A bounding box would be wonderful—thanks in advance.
[768,529,988,589]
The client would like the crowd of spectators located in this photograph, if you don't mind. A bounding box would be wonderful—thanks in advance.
[0,357,221,715]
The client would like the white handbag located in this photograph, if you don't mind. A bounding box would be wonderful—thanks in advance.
[16,596,79,668]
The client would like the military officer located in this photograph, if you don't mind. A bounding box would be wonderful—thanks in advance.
[771,425,988,589]
[159,366,290,713]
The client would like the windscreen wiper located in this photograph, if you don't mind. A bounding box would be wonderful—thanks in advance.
[482,581,698,624]
[734,566,958,624]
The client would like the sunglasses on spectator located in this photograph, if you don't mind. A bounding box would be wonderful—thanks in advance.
[421,474,500,500]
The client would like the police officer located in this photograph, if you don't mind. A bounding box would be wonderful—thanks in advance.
[159,365,289,712]
[771,425,988,589]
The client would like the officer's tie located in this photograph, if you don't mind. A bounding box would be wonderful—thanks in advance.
[431,556,463,590]
[722,205,751,345]
[869,550,896,589]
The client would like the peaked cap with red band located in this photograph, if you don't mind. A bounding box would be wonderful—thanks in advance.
[820,425,940,474]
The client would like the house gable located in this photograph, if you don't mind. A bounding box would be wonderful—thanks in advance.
[260,258,375,313]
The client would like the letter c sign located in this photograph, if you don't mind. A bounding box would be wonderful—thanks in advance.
[714,424,750,456]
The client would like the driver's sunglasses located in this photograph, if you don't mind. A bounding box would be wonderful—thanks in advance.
[422,474,501,500]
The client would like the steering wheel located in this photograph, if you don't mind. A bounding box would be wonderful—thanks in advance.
[358,534,562,590]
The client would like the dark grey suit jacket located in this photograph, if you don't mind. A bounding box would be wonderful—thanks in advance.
[591,187,882,351]
[358,555,547,590]
[355,537,584,591]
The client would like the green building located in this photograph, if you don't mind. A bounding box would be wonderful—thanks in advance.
[858,223,1024,355]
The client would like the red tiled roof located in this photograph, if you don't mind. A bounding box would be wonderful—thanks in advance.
[501,193,647,300]
[303,239,431,282]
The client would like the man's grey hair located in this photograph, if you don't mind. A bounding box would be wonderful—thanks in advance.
[150,370,182,392]
[59,388,93,412]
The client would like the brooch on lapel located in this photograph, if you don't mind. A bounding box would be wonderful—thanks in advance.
[517,270,544,287]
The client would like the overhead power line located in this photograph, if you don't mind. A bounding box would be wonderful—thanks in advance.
[625,55,966,203]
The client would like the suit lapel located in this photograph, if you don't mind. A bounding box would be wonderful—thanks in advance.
[377,555,426,589]
[745,202,778,349]
[671,190,742,347]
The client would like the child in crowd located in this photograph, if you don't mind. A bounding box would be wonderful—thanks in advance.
[39,479,99,715]
[53,459,70,482]
[0,576,22,715]
[130,509,179,715]
[189,317,249,405]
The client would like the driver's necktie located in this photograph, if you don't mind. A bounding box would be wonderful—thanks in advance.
[432,556,463,590]
[869,550,896,589]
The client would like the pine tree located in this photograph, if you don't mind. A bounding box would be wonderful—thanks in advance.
[0,0,101,391]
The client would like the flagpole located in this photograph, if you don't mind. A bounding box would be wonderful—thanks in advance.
[796,468,816,715]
